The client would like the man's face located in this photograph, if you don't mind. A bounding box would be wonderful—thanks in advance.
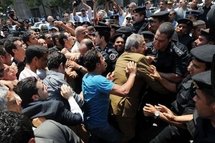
[159,2,166,11]
[132,13,144,23]
[98,53,106,73]
[29,32,39,45]
[187,59,206,76]
[175,23,188,36]
[192,25,206,39]
[36,80,48,100]
[193,89,215,118]
[149,18,161,33]
[194,35,209,47]
[93,32,103,46]
[153,30,170,51]
[14,40,26,62]
[113,37,125,53]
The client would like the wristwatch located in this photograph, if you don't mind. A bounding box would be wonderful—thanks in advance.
[154,110,160,119]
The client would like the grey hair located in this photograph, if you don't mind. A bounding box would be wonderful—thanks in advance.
[0,85,8,111]
[125,34,144,51]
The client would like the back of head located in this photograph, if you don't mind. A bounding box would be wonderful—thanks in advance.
[157,22,175,39]
[0,111,34,143]
[14,77,38,108]
[25,45,48,64]
[125,33,144,51]
[47,51,67,70]
[83,49,100,72]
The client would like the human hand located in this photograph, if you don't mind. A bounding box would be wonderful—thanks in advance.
[146,55,156,64]
[149,65,161,80]
[106,72,114,81]
[125,61,137,75]
[60,84,73,99]
[156,104,173,115]
[143,103,157,117]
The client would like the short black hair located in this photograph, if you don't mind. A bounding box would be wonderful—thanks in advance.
[83,49,101,72]
[25,45,48,64]
[58,33,68,47]
[47,51,67,70]
[14,77,38,108]
[0,111,34,143]
[4,37,22,56]
[158,22,175,39]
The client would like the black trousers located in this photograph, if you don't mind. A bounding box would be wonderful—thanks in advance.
[150,125,192,143]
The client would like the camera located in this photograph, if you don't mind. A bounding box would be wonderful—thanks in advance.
[73,0,81,7]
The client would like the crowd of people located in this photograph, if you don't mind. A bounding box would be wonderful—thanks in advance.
[1,0,215,142]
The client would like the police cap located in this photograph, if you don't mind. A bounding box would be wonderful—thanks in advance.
[81,21,92,26]
[207,5,215,30]
[186,10,200,17]
[110,24,120,30]
[177,18,193,28]
[116,26,133,35]
[193,20,206,27]
[133,6,146,15]
[191,45,215,63]
[192,70,212,90]
[94,25,111,33]
[200,28,210,40]
[151,11,169,18]
[110,14,119,20]
[141,31,154,39]
[150,11,169,21]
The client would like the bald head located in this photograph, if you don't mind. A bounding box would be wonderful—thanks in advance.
[75,26,87,42]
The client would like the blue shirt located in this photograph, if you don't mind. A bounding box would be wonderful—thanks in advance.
[82,73,113,129]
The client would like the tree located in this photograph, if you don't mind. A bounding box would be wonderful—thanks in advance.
[0,0,14,13]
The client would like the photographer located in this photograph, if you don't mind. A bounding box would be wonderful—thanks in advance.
[72,0,92,23]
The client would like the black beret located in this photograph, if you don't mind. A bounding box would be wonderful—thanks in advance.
[141,31,154,39]
[133,6,146,14]
[186,10,200,17]
[192,70,212,90]
[151,11,169,18]
[191,44,215,63]
[177,18,193,28]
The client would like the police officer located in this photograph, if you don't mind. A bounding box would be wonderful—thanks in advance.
[144,45,215,143]
[148,11,170,33]
[132,6,148,34]
[175,18,193,51]
[93,25,119,75]
[191,62,215,142]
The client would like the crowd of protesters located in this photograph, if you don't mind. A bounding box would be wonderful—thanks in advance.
[1,0,215,142]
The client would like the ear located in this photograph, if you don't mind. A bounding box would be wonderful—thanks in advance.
[32,94,39,101]
[12,48,17,54]
[28,138,36,143]
[130,47,136,52]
